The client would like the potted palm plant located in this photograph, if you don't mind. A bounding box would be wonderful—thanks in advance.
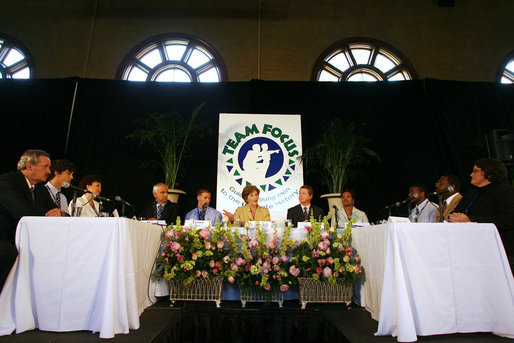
[301,118,379,220]
[128,104,207,202]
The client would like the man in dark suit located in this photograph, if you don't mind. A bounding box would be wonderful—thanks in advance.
[0,150,62,292]
[141,182,179,226]
[286,185,325,227]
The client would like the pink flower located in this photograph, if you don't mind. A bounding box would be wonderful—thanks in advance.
[355,256,361,263]
[176,254,183,261]
[280,284,289,292]
[199,229,210,239]
[257,258,263,265]
[212,268,218,274]
[170,241,181,252]
[201,271,208,278]
[261,266,269,274]
[326,257,333,265]
[322,267,332,278]
[245,263,251,271]
[267,243,276,249]
[346,251,353,257]
[185,236,189,241]
[205,241,211,250]
[281,255,288,263]
[317,259,326,265]
[228,276,235,284]
[263,283,271,291]
[164,257,169,263]
[230,263,238,271]
[289,265,300,277]
[215,261,221,268]
[305,226,312,231]
[313,250,320,258]
[195,270,201,277]
[235,257,244,266]
[318,241,329,251]
[217,241,224,249]
[272,256,279,265]
[255,281,259,286]
[355,265,362,273]
[321,231,330,240]
[165,230,174,239]
[263,253,269,259]
[209,260,215,268]
[273,265,280,272]
[192,253,198,261]
[249,240,258,249]
[316,267,322,275]
[291,238,298,244]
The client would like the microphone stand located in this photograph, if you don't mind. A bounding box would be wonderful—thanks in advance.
[71,191,78,217]
[332,205,338,228]
[437,194,444,223]
[121,202,126,217]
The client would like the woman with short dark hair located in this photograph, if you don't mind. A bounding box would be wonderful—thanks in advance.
[450,158,514,270]
[223,185,270,226]
[69,175,103,217]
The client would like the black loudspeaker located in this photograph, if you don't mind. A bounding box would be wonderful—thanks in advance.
[438,0,455,6]
[486,129,514,164]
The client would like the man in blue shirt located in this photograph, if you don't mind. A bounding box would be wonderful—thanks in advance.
[185,189,222,227]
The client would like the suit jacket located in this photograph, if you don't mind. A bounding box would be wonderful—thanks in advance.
[435,193,462,222]
[0,171,50,242]
[286,203,325,227]
[234,205,270,226]
[454,182,514,257]
[142,200,179,226]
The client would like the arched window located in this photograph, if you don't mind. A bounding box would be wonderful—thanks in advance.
[497,51,514,84]
[312,37,417,82]
[117,33,227,82]
[0,34,34,79]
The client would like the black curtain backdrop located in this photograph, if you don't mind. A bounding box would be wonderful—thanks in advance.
[1,78,513,222]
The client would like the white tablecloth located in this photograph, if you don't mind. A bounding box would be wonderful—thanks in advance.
[0,217,163,338]
[352,222,514,342]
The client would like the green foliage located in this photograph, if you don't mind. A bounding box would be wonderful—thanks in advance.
[127,104,207,189]
[301,119,379,193]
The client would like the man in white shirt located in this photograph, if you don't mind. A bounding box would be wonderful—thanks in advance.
[408,184,438,223]
[434,174,462,222]
[43,160,76,215]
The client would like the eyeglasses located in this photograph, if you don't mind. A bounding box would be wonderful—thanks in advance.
[435,181,448,185]
[471,168,482,174]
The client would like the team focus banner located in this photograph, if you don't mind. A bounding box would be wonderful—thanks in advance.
[216,113,303,221]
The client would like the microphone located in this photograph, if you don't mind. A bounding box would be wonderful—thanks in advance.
[429,186,454,196]
[332,205,338,212]
[115,196,134,207]
[202,202,208,210]
[384,194,419,209]
[62,182,112,202]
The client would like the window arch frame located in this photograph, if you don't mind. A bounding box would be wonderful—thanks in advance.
[116,32,228,83]
[497,50,514,84]
[312,37,417,82]
[0,33,35,79]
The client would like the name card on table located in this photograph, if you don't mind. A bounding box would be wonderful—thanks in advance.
[387,216,411,223]
[248,221,273,229]
[297,222,324,230]
[184,219,211,228]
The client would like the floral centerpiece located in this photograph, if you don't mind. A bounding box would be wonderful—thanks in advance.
[290,216,362,284]
[154,219,231,285]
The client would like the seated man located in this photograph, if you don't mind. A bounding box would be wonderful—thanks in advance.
[141,183,178,225]
[185,189,222,226]
[408,184,438,223]
[434,174,462,222]
[286,185,325,227]
[38,159,76,215]
[0,149,62,291]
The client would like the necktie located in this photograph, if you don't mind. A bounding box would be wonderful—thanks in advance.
[30,186,35,202]
[55,191,62,209]
[200,208,206,220]
[156,204,163,220]
[415,207,420,216]
[303,206,309,220]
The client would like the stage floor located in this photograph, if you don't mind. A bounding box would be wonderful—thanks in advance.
[1,299,511,342]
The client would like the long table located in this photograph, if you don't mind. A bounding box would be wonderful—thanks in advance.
[352,222,514,342]
[0,217,163,339]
